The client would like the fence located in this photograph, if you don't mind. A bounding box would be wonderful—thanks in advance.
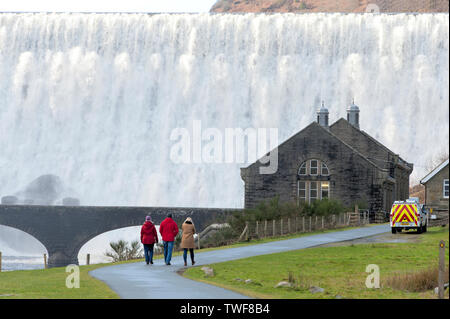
[238,211,370,241]
[429,210,449,227]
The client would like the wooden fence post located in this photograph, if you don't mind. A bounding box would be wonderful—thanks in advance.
[295,216,298,233]
[256,221,259,238]
[315,216,318,230]
[322,216,324,229]
[238,223,248,241]
[438,240,446,299]
[264,220,268,237]
[288,218,291,233]
[280,219,283,235]
[273,220,276,236]
[309,216,312,232]
[303,216,305,232]
[86,253,90,266]
[0,251,2,272]
[198,234,201,250]
[245,222,249,241]
[44,254,47,269]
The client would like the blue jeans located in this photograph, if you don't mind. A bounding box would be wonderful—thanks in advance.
[163,241,174,264]
[183,248,194,264]
[143,244,154,264]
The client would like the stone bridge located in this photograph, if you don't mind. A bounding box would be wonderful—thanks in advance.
[0,205,238,267]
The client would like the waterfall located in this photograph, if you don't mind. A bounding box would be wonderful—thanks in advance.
[0,13,448,208]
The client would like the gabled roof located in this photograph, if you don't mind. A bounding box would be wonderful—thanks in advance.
[330,118,413,170]
[242,121,385,172]
[420,159,449,184]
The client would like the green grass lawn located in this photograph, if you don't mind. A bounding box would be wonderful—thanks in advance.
[0,263,120,299]
[183,226,450,299]
[0,224,368,299]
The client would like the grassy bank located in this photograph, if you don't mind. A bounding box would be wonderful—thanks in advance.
[0,224,366,298]
[183,226,449,299]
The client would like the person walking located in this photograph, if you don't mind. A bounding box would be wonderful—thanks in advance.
[180,217,196,266]
[159,213,179,265]
[140,216,158,265]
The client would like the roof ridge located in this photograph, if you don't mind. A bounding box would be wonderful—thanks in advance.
[330,118,411,165]
[420,158,449,184]
[243,121,386,172]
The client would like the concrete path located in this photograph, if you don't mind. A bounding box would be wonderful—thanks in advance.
[90,224,390,299]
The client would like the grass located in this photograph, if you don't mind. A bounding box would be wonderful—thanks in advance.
[0,224,367,299]
[183,226,450,299]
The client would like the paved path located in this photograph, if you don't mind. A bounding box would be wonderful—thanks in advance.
[90,224,390,299]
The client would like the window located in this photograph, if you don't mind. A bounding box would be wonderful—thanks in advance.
[310,160,318,175]
[310,182,318,203]
[298,162,307,176]
[321,181,329,199]
[297,159,331,204]
[298,181,306,203]
[444,179,449,198]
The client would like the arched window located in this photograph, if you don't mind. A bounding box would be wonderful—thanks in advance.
[297,159,330,204]
[297,159,330,177]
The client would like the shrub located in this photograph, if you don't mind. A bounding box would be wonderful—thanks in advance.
[105,239,143,262]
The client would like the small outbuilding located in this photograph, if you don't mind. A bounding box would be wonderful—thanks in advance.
[420,159,449,212]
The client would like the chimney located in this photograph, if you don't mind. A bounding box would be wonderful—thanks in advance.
[317,101,329,130]
[347,99,360,129]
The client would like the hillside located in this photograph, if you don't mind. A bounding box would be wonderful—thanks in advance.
[211,0,449,13]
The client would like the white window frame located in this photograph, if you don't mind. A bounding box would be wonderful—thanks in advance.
[298,162,307,176]
[309,181,318,203]
[298,181,307,203]
[309,160,319,176]
[444,179,449,199]
[321,181,329,199]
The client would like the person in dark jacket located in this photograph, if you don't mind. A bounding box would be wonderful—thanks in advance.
[141,216,158,265]
[159,213,179,265]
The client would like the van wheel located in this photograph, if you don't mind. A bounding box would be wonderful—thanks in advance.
[423,224,427,233]
[417,226,423,234]
[391,228,397,234]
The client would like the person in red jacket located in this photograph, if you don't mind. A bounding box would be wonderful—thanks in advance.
[159,213,179,265]
[141,216,158,265]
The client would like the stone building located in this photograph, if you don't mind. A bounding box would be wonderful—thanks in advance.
[240,102,413,212]
[420,159,449,212]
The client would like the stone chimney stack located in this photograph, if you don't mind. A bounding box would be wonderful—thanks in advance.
[347,99,360,129]
[317,101,329,130]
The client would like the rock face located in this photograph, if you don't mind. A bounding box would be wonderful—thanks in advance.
[211,0,449,13]
[15,174,64,205]
[1,174,80,206]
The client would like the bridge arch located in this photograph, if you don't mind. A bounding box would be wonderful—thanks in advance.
[0,224,48,270]
[77,225,163,265]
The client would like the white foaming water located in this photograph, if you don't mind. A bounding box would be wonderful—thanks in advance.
[0,13,448,208]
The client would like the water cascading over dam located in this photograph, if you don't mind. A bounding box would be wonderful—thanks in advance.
[0,13,448,208]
